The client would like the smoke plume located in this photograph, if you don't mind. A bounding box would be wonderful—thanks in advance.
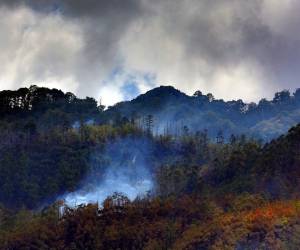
[62,137,153,206]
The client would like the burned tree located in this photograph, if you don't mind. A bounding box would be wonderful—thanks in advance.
[144,114,154,135]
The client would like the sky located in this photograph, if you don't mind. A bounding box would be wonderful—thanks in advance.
[0,0,299,106]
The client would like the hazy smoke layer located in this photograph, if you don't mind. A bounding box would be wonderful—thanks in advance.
[63,137,153,206]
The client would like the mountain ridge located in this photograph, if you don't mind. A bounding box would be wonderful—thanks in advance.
[0,84,299,140]
[104,85,300,140]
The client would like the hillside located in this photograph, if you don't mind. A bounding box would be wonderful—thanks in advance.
[1,85,300,140]
[1,85,300,249]
[1,122,300,249]
[104,86,300,140]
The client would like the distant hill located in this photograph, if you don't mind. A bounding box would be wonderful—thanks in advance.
[1,85,300,140]
[104,85,300,140]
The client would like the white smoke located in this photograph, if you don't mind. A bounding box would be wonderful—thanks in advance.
[62,137,153,207]
[64,171,152,206]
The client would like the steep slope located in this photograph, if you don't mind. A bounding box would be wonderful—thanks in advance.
[253,124,300,198]
[204,123,300,199]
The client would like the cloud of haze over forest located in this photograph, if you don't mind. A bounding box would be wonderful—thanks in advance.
[0,0,300,105]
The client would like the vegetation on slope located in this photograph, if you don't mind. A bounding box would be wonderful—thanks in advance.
[1,85,300,249]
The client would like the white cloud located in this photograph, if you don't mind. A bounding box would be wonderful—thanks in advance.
[0,0,300,106]
[0,6,83,94]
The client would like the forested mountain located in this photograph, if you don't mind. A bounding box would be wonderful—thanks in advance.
[0,85,103,130]
[1,85,300,249]
[1,85,300,140]
[104,86,300,140]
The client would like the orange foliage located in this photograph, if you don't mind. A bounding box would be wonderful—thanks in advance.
[2,198,300,249]
[246,201,297,225]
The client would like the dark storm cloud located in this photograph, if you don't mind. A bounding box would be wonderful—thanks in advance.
[0,0,299,104]
[62,0,142,17]
[59,0,145,98]
[0,0,142,17]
